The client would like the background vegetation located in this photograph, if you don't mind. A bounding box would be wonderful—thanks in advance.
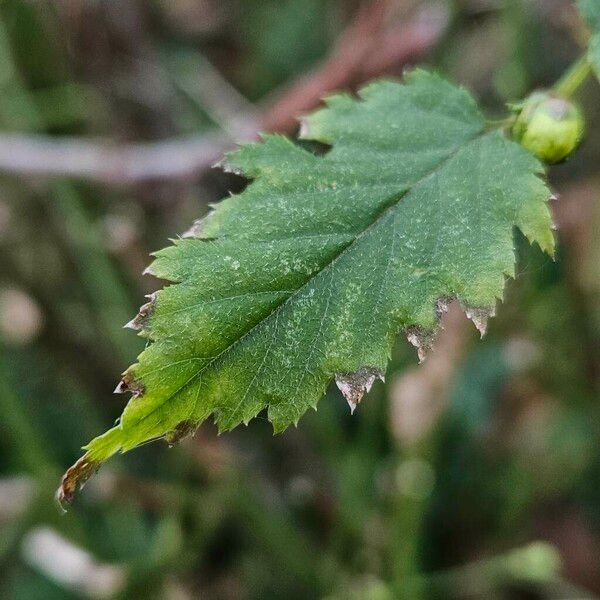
[0,0,598,598]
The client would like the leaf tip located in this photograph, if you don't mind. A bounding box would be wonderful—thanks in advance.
[113,380,128,394]
[56,455,101,511]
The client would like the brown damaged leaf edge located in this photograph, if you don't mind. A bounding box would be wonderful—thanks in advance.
[57,420,196,508]
[56,296,499,507]
[335,299,495,413]
[56,456,101,511]
[113,374,145,397]
[124,292,157,332]
[335,367,385,413]
[406,298,496,363]
[165,420,197,446]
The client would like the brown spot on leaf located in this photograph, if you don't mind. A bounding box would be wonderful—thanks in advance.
[113,374,144,397]
[56,455,101,510]
[335,367,384,414]
[165,421,197,447]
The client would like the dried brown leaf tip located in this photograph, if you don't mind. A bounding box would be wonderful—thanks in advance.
[56,455,100,511]
[406,327,436,363]
[335,367,384,414]
[464,306,495,337]
[124,293,157,331]
[113,374,144,397]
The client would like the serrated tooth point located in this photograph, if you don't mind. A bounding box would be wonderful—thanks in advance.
[182,217,207,239]
[124,318,140,330]
[406,327,434,363]
[114,380,128,394]
[464,307,494,338]
[335,367,383,413]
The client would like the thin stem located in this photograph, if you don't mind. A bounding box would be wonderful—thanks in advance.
[486,115,516,131]
[554,55,592,98]
[490,53,592,136]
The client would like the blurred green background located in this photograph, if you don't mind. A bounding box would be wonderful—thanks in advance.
[0,0,598,598]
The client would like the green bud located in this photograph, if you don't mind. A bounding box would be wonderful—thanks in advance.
[511,91,584,164]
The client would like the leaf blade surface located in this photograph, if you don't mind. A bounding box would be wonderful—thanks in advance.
[59,71,553,502]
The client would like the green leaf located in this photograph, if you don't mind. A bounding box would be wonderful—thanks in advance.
[578,0,600,79]
[58,71,554,504]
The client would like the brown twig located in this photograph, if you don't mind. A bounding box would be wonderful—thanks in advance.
[261,2,450,132]
[0,2,449,185]
[259,0,392,133]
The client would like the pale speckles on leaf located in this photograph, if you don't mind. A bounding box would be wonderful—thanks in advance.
[335,367,384,413]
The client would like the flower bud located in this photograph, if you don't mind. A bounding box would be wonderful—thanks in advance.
[511,92,584,164]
